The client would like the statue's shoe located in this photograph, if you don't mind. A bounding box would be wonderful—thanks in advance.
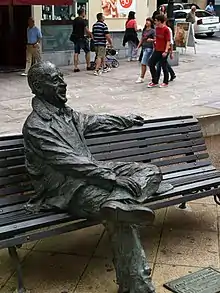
[100,201,155,224]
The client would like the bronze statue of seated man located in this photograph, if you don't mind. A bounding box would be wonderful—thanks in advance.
[23,61,172,293]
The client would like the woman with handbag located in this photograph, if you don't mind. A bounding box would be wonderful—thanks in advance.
[123,11,139,62]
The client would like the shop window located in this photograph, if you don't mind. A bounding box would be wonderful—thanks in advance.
[42,0,88,20]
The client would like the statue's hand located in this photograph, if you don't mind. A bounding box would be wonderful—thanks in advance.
[116,177,142,198]
[127,114,145,126]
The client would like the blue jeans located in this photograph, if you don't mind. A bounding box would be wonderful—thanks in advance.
[127,41,137,59]
[141,48,153,65]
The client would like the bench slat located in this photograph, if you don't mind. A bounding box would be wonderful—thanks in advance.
[163,165,216,179]
[0,165,26,177]
[0,138,23,149]
[89,132,203,153]
[0,156,25,168]
[0,193,32,207]
[147,177,220,202]
[100,145,207,163]
[93,140,206,161]
[0,210,56,227]
[0,183,33,197]
[0,147,24,159]
[166,170,220,186]
[0,174,30,187]
[86,117,198,139]
[87,124,201,145]
[161,160,211,174]
[0,213,73,239]
[153,153,209,167]
[0,202,27,215]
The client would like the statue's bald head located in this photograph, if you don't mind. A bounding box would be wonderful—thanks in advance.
[28,61,58,93]
[28,61,67,107]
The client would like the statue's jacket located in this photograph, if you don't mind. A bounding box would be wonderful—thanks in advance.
[23,96,156,213]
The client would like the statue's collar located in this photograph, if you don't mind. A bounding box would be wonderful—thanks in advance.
[32,96,72,120]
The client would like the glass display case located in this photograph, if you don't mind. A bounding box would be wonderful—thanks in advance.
[42,0,88,20]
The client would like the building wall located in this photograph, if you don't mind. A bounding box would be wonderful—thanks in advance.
[34,0,157,66]
[88,0,156,30]
[32,5,42,28]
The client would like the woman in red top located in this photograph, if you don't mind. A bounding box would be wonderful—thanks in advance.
[123,11,139,61]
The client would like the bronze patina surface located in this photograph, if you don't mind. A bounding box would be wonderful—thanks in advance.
[23,61,173,293]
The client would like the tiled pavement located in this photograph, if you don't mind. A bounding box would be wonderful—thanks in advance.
[0,197,219,293]
[1,39,220,292]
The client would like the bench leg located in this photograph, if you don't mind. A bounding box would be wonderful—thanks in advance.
[8,247,26,293]
[179,202,187,209]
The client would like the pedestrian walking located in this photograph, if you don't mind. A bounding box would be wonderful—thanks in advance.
[70,8,93,72]
[92,13,113,76]
[148,14,171,88]
[205,1,215,14]
[21,17,42,76]
[136,18,155,83]
[156,20,176,82]
[123,11,139,62]
[186,6,197,42]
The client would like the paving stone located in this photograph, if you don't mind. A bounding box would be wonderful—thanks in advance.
[33,225,104,257]
[164,203,218,231]
[156,229,219,268]
[74,258,117,293]
[2,251,89,293]
[152,264,202,293]
[0,249,30,290]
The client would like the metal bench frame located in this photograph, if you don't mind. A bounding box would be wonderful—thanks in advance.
[1,115,220,293]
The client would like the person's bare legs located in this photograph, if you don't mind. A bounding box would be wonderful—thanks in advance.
[140,64,147,79]
[74,53,79,70]
[85,52,91,68]
[95,56,102,71]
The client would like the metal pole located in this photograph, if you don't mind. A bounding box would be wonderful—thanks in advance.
[167,0,176,49]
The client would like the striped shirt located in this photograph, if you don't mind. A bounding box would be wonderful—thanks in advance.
[92,21,109,46]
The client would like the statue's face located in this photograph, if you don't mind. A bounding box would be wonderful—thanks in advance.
[38,65,67,107]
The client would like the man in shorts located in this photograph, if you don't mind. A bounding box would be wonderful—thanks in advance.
[71,8,93,72]
[92,13,113,76]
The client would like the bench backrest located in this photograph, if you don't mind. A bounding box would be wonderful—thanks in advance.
[0,116,209,212]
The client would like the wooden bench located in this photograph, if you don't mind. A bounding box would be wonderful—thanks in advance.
[1,115,220,293]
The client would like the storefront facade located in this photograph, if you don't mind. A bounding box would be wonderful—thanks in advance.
[39,0,157,66]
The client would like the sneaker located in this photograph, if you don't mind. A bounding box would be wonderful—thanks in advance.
[74,68,80,73]
[136,77,144,83]
[159,83,168,88]
[170,75,176,82]
[148,82,158,88]
[94,70,101,76]
[102,67,111,73]
[21,73,27,76]
[86,66,93,71]
[132,57,138,61]
[127,57,132,62]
